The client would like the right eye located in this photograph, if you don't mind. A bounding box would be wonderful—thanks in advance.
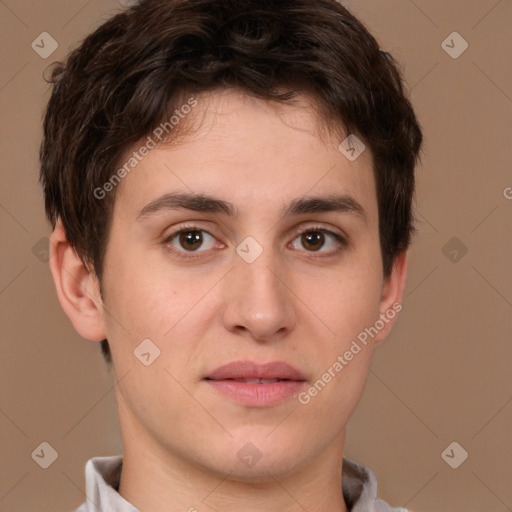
[163,227,224,258]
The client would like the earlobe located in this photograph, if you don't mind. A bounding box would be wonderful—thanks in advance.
[373,251,408,344]
[49,221,107,342]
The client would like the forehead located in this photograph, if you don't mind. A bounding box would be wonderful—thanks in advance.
[111,89,378,226]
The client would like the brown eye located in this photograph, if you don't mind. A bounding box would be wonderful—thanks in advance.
[301,231,325,251]
[164,227,222,259]
[289,228,348,255]
[178,230,204,251]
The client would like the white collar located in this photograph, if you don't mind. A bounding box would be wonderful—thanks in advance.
[74,455,408,512]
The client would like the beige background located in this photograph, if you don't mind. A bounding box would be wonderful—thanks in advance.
[1,0,511,511]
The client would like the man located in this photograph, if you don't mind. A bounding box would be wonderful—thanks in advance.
[40,0,422,510]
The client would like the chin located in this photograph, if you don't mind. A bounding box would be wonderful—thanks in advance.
[196,431,307,482]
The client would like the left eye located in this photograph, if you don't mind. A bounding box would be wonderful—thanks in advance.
[168,229,218,252]
[289,229,344,252]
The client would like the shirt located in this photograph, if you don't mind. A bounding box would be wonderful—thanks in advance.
[74,455,409,512]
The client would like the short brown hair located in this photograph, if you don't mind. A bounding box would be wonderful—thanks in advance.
[39,0,423,363]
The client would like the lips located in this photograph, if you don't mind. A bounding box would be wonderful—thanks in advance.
[205,360,306,407]
[206,360,306,382]
[231,378,280,384]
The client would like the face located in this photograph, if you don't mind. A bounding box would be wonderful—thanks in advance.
[98,89,400,481]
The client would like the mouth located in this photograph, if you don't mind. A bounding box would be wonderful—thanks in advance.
[214,378,285,384]
[205,360,306,381]
[204,360,307,407]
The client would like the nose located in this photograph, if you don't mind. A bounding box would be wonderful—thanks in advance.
[221,247,297,342]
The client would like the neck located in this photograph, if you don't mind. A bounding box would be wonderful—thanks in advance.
[118,428,348,512]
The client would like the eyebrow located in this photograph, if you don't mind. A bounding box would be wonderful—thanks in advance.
[136,192,367,225]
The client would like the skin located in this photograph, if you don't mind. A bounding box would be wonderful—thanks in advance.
[50,89,407,512]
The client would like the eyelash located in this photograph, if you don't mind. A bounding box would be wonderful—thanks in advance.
[162,224,350,260]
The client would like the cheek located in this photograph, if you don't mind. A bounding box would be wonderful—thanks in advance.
[307,261,383,339]
[298,254,383,403]
[101,254,218,357]
[104,273,166,336]
[298,284,377,423]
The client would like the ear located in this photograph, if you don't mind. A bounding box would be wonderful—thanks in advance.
[373,251,408,345]
[49,221,107,342]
